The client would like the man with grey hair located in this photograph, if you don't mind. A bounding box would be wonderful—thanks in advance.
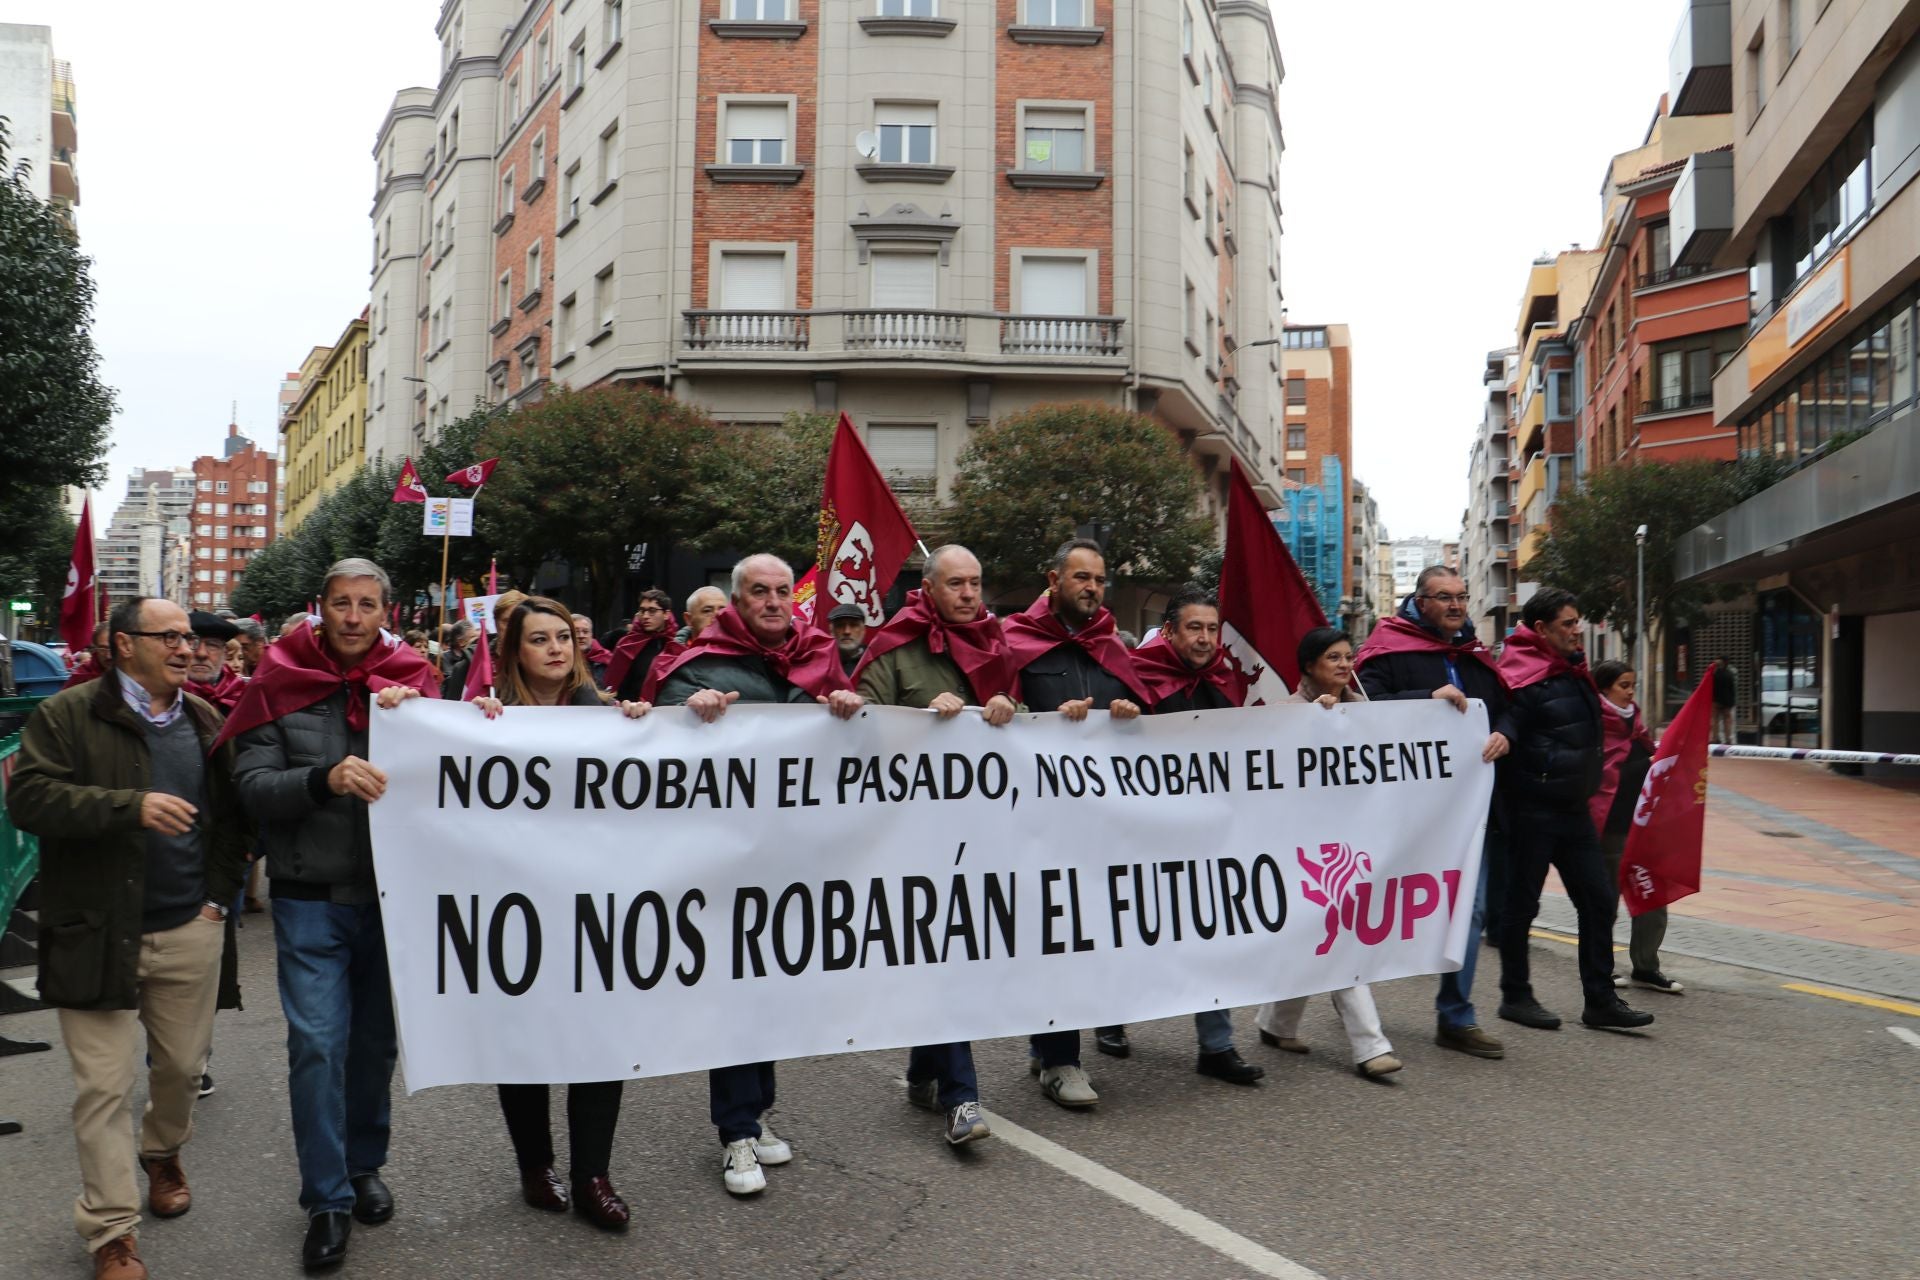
[650,553,862,1196]
[280,612,311,640]
[224,558,440,1270]
[675,585,727,645]
[231,617,268,675]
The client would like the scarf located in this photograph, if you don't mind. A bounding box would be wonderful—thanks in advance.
[212,620,441,750]
[1495,624,1593,693]
[1129,634,1248,707]
[642,605,851,702]
[189,668,248,712]
[851,589,1018,702]
[1355,592,1505,687]
[1001,594,1151,703]
[604,622,683,696]
[1591,695,1657,832]
[62,654,105,690]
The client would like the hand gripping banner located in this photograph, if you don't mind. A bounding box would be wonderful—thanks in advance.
[368,698,1494,1090]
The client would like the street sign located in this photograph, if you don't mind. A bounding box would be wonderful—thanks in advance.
[7,601,29,612]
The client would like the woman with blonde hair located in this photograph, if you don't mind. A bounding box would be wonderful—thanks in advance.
[470,595,648,1230]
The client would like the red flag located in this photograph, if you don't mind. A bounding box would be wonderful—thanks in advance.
[1618,664,1715,916]
[812,413,920,628]
[792,567,821,630]
[1217,460,1327,702]
[487,558,499,595]
[445,458,500,488]
[59,497,96,654]
[391,457,429,504]
[462,631,496,700]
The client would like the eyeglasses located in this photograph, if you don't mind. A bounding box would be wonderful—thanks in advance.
[123,630,196,649]
[636,605,666,615]
[1419,593,1470,606]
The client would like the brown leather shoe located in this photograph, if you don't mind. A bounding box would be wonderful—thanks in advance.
[93,1234,148,1280]
[520,1165,569,1212]
[140,1153,190,1218]
[571,1175,630,1231]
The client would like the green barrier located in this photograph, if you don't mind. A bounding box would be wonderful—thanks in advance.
[0,695,46,928]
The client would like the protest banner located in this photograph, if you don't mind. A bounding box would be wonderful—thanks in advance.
[462,594,502,634]
[368,698,1493,1090]
[423,496,474,537]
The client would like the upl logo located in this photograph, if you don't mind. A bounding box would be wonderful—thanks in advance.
[1297,842,1462,956]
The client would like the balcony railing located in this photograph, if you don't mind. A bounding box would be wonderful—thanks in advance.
[680,309,1127,361]
[1638,388,1713,416]
[1635,262,1713,289]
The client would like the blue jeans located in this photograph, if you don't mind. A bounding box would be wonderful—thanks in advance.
[273,899,398,1216]
[1435,830,1498,1030]
[1193,1009,1234,1054]
[709,1061,775,1143]
[906,1042,978,1110]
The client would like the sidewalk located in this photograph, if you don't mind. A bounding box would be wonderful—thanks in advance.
[1543,756,1920,999]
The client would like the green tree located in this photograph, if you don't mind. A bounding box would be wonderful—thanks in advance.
[691,410,836,569]
[0,490,75,618]
[945,403,1213,593]
[476,385,727,619]
[1524,455,1786,648]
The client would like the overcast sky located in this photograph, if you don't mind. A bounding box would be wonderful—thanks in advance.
[12,0,1675,541]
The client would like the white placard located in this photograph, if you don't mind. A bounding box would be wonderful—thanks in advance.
[462,594,501,634]
[423,497,474,537]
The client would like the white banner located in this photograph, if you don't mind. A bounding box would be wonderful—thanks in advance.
[368,698,1493,1090]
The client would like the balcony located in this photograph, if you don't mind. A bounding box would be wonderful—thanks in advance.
[1635,262,1714,290]
[1637,388,1715,418]
[1668,0,1731,116]
[1492,543,1515,563]
[50,146,78,204]
[680,308,1126,366]
[1671,150,1734,268]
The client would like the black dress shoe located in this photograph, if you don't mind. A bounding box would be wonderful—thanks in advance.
[1196,1048,1265,1085]
[1497,997,1563,1030]
[349,1172,394,1225]
[1582,998,1656,1030]
[572,1175,630,1231]
[1094,1026,1131,1058]
[302,1210,352,1271]
[521,1165,570,1212]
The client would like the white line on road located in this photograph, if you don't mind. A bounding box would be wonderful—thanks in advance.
[1890,1027,1920,1049]
[982,1108,1327,1280]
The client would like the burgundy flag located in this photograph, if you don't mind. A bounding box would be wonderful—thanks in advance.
[445,458,500,489]
[1618,664,1716,916]
[806,413,921,629]
[462,629,496,701]
[391,457,429,504]
[1217,460,1327,702]
[59,496,96,654]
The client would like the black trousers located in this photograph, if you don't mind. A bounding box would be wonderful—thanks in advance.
[1499,803,1618,1007]
[496,1081,624,1180]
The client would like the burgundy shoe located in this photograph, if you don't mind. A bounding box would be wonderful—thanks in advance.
[571,1175,630,1231]
[520,1166,569,1212]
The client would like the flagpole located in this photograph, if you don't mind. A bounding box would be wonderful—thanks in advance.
[433,505,453,678]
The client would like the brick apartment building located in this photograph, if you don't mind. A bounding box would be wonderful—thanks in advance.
[366,0,1295,607]
[1276,322,1372,625]
[189,425,278,612]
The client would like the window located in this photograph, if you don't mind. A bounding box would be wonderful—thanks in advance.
[871,252,938,309]
[1647,331,1740,411]
[197,501,211,514]
[498,271,513,320]
[531,131,547,181]
[198,479,212,491]
[450,109,461,153]
[524,241,542,297]
[1182,139,1195,207]
[1203,183,1215,247]
[876,104,936,165]
[1286,377,1307,407]
[1201,57,1214,110]
[214,570,228,584]
[558,294,577,354]
[214,547,229,562]
[519,346,540,389]
[604,0,624,46]
[563,162,581,220]
[731,0,791,14]
[1748,26,1768,116]
[214,481,229,494]
[725,102,790,164]
[1026,0,1087,24]
[1181,5,1193,57]
[489,369,509,403]
[1783,0,1802,57]
[1646,221,1671,275]
[500,168,516,216]
[1018,255,1087,316]
[867,424,938,494]
[595,265,617,330]
[249,480,268,494]
[507,73,523,126]
[214,524,228,538]
[1783,114,1872,288]
[214,502,228,516]
[718,251,787,309]
[443,201,456,250]
[1288,467,1307,485]
[1286,425,1306,451]
[197,524,211,536]
[382,215,391,259]
[536,29,552,81]
[1022,107,1086,171]
[1184,280,1198,350]
[196,569,210,582]
[598,121,621,190]
[567,36,586,93]
[878,0,936,15]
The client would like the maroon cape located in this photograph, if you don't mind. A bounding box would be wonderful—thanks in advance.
[851,589,1018,703]
[1355,614,1506,687]
[583,640,615,668]
[1001,594,1151,703]
[1495,623,1592,692]
[1129,634,1248,707]
[604,626,684,696]
[212,622,441,750]
[189,669,248,712]
[1591,697,1656,833]
[62,655,105,690]
[642,605,851,702]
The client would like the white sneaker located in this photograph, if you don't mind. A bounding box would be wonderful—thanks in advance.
[722,1138,766,1196]
[752,1123,792,1166]
[1038,1064,1098,1107]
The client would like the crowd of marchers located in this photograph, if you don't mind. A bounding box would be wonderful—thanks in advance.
[7,541,1680,1280]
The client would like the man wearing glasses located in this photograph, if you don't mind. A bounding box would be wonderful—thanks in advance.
[1356,567,1514,1062]
[606,588,682,703]
[9,597,249,1280]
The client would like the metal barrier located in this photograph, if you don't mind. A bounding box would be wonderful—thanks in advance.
[1709,744,1920,766]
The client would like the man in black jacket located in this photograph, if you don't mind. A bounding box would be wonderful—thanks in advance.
[1355,567,1511,1060]
[1494,588,1654,1032]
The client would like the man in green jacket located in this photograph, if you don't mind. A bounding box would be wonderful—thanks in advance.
[855,544,1017,1145]
[8,596,248,1280]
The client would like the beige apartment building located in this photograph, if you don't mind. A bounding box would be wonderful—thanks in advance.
[367,0,1291,518]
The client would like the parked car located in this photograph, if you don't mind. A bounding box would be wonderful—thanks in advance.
[1759,663,1821,735]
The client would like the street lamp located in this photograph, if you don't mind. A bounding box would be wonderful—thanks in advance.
[1634,523,1648,672]
[402,375,438,443]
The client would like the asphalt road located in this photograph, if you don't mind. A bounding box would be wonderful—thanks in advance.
[2,921,1916,1280]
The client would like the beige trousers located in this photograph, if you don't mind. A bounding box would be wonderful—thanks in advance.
[57,913,224,1251]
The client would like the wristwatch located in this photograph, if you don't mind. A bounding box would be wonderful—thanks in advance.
[202,899,230,920]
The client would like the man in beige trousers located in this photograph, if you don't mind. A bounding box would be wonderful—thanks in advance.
[8,596,248,1280]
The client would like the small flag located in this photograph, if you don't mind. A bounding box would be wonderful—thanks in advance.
[463,631,496,700]
[1618,664,1716,916]
[487,558,499,596]
[59,496,96,655]
[391,457,429,504]
[810,413,920,629]
[446,458,500,489]
[1217,460,1327,702]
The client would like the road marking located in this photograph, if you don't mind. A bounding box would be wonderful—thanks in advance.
[1781,983,1920,1017]
[983,1108,1326,1279]
[1529,928,1625,952]
[1889,1027,1920,1049]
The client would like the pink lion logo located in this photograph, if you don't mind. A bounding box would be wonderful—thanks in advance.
[1298,842,1374,956]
